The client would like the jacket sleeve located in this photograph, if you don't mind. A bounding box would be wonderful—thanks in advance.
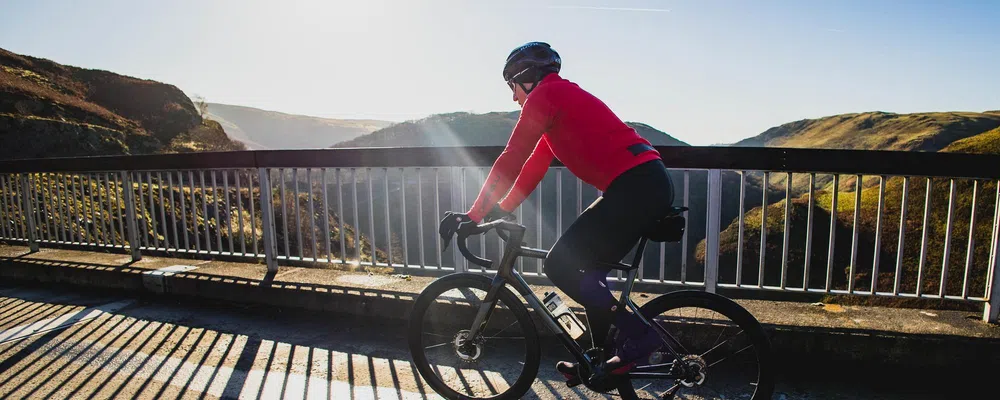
[466,94,552,222]
[498,136,554,212]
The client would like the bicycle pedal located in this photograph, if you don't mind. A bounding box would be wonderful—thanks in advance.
[563,375,581,388]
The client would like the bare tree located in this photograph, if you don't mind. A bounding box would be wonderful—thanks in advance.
[192,94,209,118]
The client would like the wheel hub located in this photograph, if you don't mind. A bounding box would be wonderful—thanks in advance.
[677,355,707,387]
[452,330,483,363]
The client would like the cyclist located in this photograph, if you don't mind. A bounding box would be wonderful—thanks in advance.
[438,42,676,379]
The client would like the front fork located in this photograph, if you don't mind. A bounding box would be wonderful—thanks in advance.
[465,274,507,341]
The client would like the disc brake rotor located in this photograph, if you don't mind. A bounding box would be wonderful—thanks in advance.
[679,355,707,387]
[452,330,482,363]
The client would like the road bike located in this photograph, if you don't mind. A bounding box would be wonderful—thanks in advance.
[407,209,774,399]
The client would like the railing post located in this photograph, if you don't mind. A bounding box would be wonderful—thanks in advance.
[120,171,142,261]
[451,167,466,273]
[257,167,278,273]
[987,248,1000,323]
[984,183,1000,323]
[20,173,39,252]
[704,169,722,293]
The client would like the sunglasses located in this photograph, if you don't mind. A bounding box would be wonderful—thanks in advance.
[506,67,533,91]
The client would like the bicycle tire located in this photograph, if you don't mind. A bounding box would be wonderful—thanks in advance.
[616,290,775,400]
[407,273,541,400]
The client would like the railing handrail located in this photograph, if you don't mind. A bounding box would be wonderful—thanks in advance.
[1,146,999,179]
[2,145,999,321]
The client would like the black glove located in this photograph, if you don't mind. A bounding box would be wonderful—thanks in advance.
[438,211,473,250]
[483,204,515,222]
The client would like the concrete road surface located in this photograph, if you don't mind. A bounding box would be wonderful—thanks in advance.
[0,283,976,399]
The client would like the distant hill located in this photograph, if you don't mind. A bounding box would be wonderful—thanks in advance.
[733,111,1000,152]
[0,47,244,160]
[205,103,392,150]
[330,111,688,148]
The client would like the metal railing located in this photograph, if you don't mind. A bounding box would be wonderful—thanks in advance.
[1,146,999,322]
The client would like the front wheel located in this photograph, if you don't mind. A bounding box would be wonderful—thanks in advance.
[618,291,775,400]
[407,273,540,400]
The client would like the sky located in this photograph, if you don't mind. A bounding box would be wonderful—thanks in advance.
[2,0,999,145]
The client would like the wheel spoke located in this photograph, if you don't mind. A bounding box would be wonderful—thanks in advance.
[706,343,754,369]
[651,318,691,356]
[710,325,728,348]
[425,341,451,350]
[700,329,744,359]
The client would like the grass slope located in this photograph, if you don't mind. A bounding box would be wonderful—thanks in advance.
[734,111,1000,152]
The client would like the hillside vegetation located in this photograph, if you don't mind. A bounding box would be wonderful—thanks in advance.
[0,47,245,159]
[704,111,1000,307]
[941,126,1000,155]
[734,111,1000,151]
[0,48,396,269]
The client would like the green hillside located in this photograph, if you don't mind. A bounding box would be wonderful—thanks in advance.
[734,111,1000,151]
[205,103,392,150]
[941,126,1000,155]
[734,111,1000,198]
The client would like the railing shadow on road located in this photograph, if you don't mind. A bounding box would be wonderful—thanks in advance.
[0,285,582,400]
[0,254,424,305]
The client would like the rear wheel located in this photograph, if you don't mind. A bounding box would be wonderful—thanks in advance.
[617,291,774,400]
[407,273,540,400]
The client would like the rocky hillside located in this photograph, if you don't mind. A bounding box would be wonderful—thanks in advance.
[0,47,245,160]
[331,111,688,148]
[205,103,392,150]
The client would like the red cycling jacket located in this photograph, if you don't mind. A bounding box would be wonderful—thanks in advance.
[467,73,661,222]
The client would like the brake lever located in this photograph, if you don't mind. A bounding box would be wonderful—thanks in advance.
[442,222,477,253]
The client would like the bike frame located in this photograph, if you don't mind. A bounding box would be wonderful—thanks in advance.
[455,219,689,380]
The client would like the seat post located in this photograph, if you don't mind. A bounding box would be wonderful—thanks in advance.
[630,237,648,270]
[619,237,649,305]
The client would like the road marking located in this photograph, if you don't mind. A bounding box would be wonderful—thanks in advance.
[0,299,135,345]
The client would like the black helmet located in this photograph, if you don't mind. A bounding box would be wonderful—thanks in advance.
[503,42,561,84]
